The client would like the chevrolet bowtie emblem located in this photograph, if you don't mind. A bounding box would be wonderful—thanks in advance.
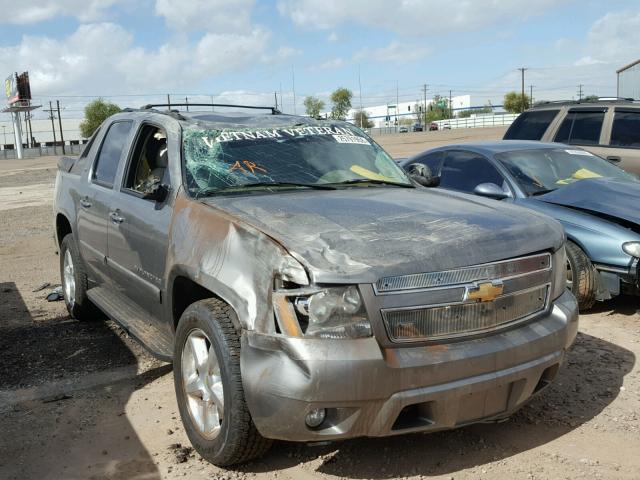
[464,281,504,303]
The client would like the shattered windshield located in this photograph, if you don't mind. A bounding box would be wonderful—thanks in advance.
[496,148,637,196]
[182,123,411,196]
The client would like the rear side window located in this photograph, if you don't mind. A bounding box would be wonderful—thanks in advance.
[554,111,604,145]
[504,110,559,140]
[93,121,133,187]
[440,151,504,193]
[611,110,640,147]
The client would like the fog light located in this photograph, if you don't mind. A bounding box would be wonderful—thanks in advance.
[305,408,326,428]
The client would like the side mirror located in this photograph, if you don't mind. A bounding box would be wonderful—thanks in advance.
[143,182,170,202]
[473,182,510,200]
[406,163,440,187]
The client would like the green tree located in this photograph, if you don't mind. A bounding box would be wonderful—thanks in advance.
[457,104,493,118]
[79,99,121,138]
[503,91,530,113]
[303,96,325,118]
[425,95,449,122]
[352,110,374,128]
[330,87,353,120]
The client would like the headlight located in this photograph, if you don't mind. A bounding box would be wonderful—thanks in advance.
[622,242,640,258]
[552,244,568,299]
[274,286,372,339]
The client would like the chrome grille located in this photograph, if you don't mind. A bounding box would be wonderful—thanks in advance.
[382,285,548,342]
[375,253,550,294]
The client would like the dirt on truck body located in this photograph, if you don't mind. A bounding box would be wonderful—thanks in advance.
[52,104,578,466]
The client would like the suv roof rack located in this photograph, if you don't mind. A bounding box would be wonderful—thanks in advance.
[533,97,636,107]
[140,103,281,115]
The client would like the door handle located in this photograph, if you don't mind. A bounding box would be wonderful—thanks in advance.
[80,198,92,208]
[109,211,125,224]
[606,155,622,163]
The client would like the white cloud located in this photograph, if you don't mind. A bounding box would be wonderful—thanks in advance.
[0,0,122,24]
[155,0,255,32]
[327,32,339,43]
[355,41,430,64]
[579,11,640,65]
[312,57,346,70]
[0,23,270,96]
[278,0,568,35]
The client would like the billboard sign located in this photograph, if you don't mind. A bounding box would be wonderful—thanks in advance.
[4,72,31,105]
[5,74,18,104]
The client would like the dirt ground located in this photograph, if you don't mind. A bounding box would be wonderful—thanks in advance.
[1,127,639,480]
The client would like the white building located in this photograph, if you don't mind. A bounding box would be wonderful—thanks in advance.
[617,59,640,100]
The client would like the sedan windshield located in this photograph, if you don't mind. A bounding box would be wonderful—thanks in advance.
[182,123,411,196]
[496,148,637,196]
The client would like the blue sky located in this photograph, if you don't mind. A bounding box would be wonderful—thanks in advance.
[1,0,639,118]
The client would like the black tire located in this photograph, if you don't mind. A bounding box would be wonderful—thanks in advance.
[566,241,597,311]
[59,233,101,320]
[174,298,271,466]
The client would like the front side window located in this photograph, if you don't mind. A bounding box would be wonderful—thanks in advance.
[554,111,604,145]
[496,148,636,196]
[182,123,411,196]
[440,151,505,193]
[411,151,444,175]
[610,110,640,147]
[93,121,133,187]
[504,110,559,140]
[124,124,168,195]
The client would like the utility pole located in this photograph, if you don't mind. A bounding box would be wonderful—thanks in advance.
[56,100,65,155]
[167,93,171,109]
[274,91,278,111]
[2,125,6,146]
[529,85,534,107]
[358,64,363,128]
[577,84,584,101]
[46,101,57,155]
[210,95,215,111]
[518,68,527,113]
[449,90,453,119]
[291,66,297,115]
[396,80,399,132]
[185,96,189,112]
[422,84,428,127]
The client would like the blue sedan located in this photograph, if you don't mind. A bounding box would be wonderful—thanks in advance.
[401,141,640,310]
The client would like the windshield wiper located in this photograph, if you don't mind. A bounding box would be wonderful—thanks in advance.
[531,188,556,196]
[195,181,336,198]
[327,179,415,188]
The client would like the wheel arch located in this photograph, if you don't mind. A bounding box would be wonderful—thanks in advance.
[55,213,73,246]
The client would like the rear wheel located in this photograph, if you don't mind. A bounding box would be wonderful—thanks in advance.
[566,241,597,311]
[174,298,271,466]
[59,234,100,320]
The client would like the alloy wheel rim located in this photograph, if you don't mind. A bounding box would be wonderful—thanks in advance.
[63,250,76,307]
[566,258,574,290]
[182,328,224,439]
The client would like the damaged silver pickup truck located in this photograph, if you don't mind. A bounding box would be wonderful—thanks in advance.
[53,104,578,466]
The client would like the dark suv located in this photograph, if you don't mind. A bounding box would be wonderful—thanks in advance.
[504,99,640,174]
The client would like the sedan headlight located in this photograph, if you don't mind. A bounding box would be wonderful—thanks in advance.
[552,244,568,299]
[274,286,372,339]
[622,242,640,258]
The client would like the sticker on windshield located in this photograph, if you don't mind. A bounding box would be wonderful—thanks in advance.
[565,149,593,156]
[333,134,370,145]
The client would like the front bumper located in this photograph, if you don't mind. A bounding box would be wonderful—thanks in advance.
[241,289,578,442]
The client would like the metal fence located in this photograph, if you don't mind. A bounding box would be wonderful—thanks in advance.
[367,113,519,136]
[0,143,83,160]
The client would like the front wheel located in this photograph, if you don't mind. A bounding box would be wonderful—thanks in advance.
[566,241,597,311]
[59,234,100,320]
[173,299,271,466]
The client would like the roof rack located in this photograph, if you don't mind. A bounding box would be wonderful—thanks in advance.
[534,97,636,107]
[140,103,281,115]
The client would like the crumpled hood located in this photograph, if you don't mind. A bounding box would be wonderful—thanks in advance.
[536,177,640,224]
[205,188,563,283]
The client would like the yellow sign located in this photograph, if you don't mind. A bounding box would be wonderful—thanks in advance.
[464,281,504,303]
[4,78,10,99]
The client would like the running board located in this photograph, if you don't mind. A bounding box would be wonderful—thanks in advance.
[87,286,173,361]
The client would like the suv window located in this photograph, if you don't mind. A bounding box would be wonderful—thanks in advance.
[93,121,133,187]
[124,124,168,195]
[611,110,640,147]
[554,111,604,145]
[504,110,559,140]
[440,151,504,193]
[411,151,443,175]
